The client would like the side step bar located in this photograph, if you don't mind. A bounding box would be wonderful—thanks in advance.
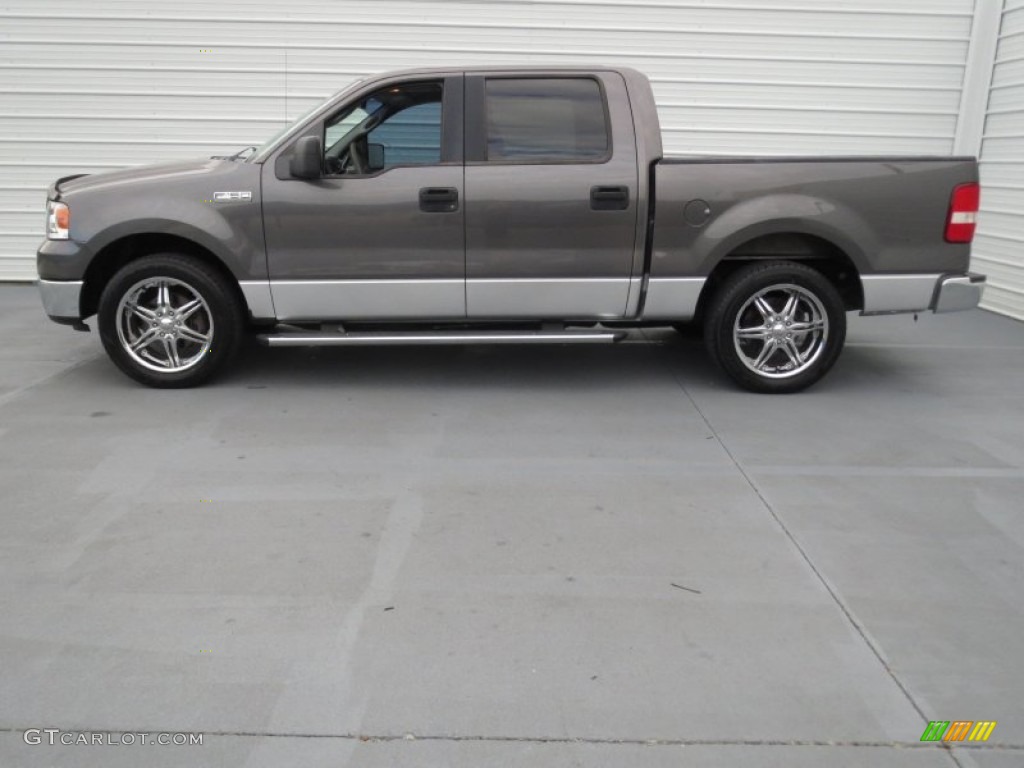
[257,329,625,347]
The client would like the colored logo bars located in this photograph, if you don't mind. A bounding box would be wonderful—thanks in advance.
[920,721,997,742]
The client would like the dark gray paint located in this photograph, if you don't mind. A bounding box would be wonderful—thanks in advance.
[38,158,267,282]
[651,157,976,279]
[262,164,465,281]
[464,71,639,303]
[37,65,979,324]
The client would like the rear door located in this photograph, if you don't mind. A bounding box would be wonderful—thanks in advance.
[464,72,639,319]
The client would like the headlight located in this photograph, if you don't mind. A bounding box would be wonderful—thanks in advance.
[47,200,69,240]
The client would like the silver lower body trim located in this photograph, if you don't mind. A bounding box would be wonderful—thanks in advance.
[38,279,83,319]
[860,274,942,315]
[640,277,706,320]
[238,280,276,321]
[623,276,644,318]
[933,272,986,313]
[269,279,465,322]
[259,330,624,347]
[466,278,631,319]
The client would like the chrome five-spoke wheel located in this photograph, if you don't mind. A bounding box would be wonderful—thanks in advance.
[115,277,213,373]
[733,283,828,378]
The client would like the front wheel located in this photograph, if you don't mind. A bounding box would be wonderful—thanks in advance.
[703,261,847,393]
[97,254,244,388]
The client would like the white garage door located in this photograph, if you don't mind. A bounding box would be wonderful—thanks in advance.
[976,0,1024,322]
[0,0,974,281]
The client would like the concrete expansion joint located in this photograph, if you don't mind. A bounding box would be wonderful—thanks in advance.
[639,330,982,768]
[2,727,1021,749]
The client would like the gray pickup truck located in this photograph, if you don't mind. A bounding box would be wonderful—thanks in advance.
[38,66,985,392]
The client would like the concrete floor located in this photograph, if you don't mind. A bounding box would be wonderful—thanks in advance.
[0,282,1022,768]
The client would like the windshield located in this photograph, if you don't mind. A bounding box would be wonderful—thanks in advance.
[255,102,326,157]
[253,81,365,160]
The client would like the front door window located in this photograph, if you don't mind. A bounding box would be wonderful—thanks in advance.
[324,81,443,175]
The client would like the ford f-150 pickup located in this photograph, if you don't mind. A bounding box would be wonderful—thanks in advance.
[37,66,986,392]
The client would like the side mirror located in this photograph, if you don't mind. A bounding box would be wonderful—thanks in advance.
[367,143,386,172]
[289,135,322,179]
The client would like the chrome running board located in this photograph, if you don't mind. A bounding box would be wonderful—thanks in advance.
[257,329,626,347]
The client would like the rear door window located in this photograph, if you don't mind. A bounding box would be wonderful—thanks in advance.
[484,78,609,163]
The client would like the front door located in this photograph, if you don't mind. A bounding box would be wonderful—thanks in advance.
[464,72,639,319]
[262,76,465,321]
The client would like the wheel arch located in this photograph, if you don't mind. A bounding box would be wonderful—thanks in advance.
[80,232,249,321]
[694,231,864,323]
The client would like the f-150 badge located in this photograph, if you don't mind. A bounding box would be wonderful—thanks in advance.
[213,191,252,202]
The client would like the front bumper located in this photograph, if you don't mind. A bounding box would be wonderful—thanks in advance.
[38,279,83,322]
[933,272,986,313]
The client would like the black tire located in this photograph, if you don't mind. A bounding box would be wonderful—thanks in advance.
[97,254,244,388]
[672,321,703,339]
[703,261,846,393]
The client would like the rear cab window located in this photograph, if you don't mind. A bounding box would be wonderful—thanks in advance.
[468,76,611,164]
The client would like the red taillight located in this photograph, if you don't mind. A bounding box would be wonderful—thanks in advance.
[945,182,980,243]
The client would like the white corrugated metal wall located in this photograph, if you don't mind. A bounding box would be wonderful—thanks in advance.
[4,0,1019,322]
[976,0,1024,321]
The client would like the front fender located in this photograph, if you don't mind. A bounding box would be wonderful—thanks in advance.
[57,159,267,281]
[86,211,262,279]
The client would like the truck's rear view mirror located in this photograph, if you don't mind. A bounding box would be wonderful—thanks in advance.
[290,135,323,180]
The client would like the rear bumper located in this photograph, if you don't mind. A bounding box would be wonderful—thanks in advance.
[933,272,986,313]
[38,279,83,322]
[860,272,985,315]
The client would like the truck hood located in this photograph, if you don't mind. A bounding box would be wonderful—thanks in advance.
[50,157,244,199]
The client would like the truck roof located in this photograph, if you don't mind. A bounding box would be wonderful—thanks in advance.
[351,64,663,163]
[357,64,648,78]
[254,64,663,164]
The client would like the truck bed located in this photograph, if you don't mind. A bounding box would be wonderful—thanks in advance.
[650,155,978,280]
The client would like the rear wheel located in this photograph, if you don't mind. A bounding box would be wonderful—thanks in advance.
[703,261,846,393]
[97,254,243,388]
